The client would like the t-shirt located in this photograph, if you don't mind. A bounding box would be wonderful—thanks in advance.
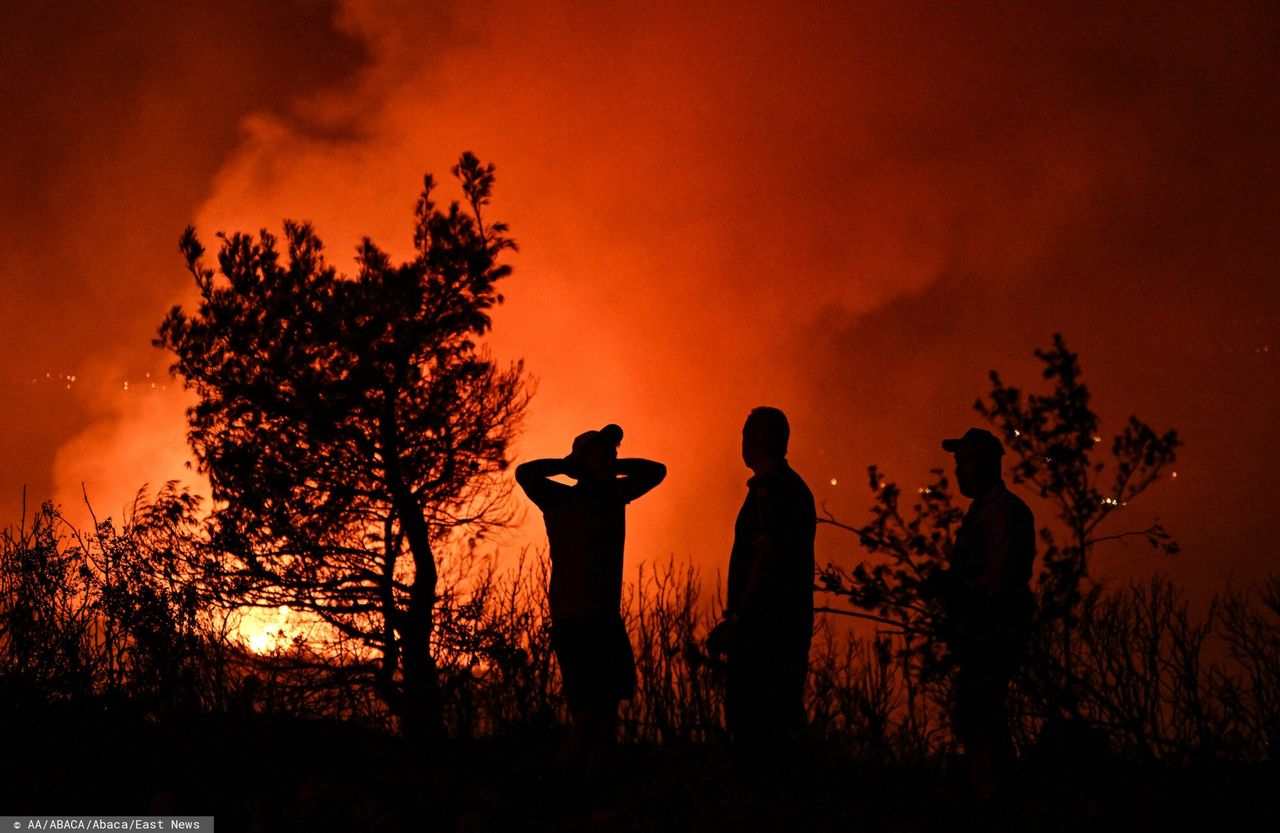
[522,477,632,620]
[951,481,1036,600]
[947,481,1037,640]
[726,462,816,644]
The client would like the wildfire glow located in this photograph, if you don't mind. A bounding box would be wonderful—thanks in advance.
[239,605,294,654]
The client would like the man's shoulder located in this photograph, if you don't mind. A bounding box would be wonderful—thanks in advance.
[990,485,1034,524]
[780,463,814,494]
[758,465,815,506]
[519,477,570,511]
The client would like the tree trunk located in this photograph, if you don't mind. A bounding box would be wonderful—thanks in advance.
[401,533,443,740]
[382,398,446,740]
[377,518,403,716]
[388,481,444,737]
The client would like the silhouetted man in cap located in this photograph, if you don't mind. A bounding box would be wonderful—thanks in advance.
[515,424,665,772]
[925,427,1035,802]
[708,406,816,753]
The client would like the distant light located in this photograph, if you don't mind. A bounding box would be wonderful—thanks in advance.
[830,478,838,486]
[1013,430,1020,437]
[1171,471,1178,479]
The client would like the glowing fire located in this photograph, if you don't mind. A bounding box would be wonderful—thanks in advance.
[239,605,294,654]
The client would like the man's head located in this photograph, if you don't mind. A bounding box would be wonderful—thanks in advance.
[742,406,789,472]
[942,428,1004,498]
[570,423,623,482]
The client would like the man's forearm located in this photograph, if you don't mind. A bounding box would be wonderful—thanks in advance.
[614,458,665,477]
[615,458,667,497]
[515,457,571,483]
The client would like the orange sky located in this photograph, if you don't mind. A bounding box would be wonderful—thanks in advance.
[2,0,1278,608]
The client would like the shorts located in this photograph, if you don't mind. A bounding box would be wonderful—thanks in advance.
[551,613,636,714]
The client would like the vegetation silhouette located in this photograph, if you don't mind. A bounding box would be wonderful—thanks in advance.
[0,485,209,717]
[156,152,529,739]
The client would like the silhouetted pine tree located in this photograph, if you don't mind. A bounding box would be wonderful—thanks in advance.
[157,153,529,738]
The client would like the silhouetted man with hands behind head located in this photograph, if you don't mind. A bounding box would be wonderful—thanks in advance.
[708,407,816,756]
[515,424,665,774]
[923,427,1035,804]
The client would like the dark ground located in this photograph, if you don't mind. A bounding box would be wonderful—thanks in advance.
[2,707,1274,832]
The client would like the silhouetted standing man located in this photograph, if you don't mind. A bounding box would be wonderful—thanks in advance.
[515,424,665,772]
[928,428,1035,802]
[709,407,816,752]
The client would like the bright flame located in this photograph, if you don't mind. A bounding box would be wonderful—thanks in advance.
[238,605,295,654]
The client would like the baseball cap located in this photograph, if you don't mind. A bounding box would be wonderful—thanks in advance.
[571,423,623,456]
[941,427,1004,457]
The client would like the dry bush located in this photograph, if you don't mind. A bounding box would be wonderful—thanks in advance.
[6,496,1280,765]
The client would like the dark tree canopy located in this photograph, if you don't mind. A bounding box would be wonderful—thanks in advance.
[156,153,529,735]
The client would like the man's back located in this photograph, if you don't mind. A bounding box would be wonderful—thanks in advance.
[535,481,628,619]
[516,454,666,620]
